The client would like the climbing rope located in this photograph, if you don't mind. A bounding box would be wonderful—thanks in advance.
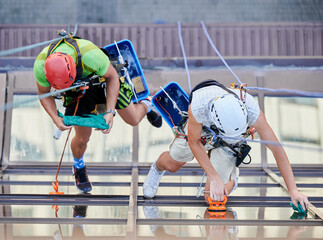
[51,95,82,195]
[0,24,78,57]
[200,21,243,86]
[200,21,323,98]
[177,22,192,92]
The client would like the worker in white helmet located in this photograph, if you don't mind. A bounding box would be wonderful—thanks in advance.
[143,79,309,212]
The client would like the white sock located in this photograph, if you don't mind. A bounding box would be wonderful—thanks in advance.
[153,162,165,175]
[141,99,152,113]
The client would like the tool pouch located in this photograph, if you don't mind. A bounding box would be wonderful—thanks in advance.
[236,144,251,167]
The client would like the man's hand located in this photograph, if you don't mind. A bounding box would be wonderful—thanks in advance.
[209,176,229,202]
[101,112,114,134]
[253,111,310,211]
[290,189,310,211]
[54,116,72,131]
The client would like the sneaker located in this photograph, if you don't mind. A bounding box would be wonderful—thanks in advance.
[143,205,161,233]
[73,205,88,218]
[141,98,163,128]
[147,109,163,128]
[73,166,92,193]
[143,163,165,198]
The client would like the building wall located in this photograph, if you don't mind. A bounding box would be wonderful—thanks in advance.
[0,0,322,24]
[0,23,322,58]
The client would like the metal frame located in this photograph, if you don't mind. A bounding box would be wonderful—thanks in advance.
[1,59,323,239]
[0,166,323,239]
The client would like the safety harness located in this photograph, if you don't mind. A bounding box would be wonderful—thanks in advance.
[181,79,252,167]
[46,35,104,107]
[47,36,84,81]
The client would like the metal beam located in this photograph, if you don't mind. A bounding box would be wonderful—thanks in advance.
[125,126,139,239]
[0,217,321,226]
[263,167,323,221]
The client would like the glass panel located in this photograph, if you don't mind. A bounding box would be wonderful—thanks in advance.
[264,97,323,164]
[1,175,130,195]
[9,95,133,162]
[8,205,128,219]
[1,224,126,237]
[138,206,317,220]
[137,225,323,238]
[138,119,173,163]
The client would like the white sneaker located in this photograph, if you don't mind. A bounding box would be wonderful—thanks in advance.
[143,205,161,233]
[143,163,165,198]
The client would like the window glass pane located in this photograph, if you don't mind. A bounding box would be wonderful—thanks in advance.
[264,97,323,164]
[138,119,173,163]
[9,95,132,162]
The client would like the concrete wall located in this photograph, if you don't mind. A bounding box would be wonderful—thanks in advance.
[0,0,322,24]
[1,23,322,58]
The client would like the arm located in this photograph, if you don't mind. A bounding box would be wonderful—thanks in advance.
[37,82,72,131]
[101,62,120,134]
[253,111,309,210]
[187,106,228,201]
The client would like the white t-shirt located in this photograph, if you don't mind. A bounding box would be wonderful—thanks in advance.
[190,85,260,129]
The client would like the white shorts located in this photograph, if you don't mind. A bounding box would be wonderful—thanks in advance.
[169,134,239,187]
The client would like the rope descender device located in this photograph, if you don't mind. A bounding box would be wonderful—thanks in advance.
[57,29,72,38]
[208,196,227,219]
[231,82,247,103]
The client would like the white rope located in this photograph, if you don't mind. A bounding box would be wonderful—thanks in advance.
[245,86,323,98]
[0,83,84,112]
[200,21,243,85]
[177,22,192,92]
[0,24,78,57]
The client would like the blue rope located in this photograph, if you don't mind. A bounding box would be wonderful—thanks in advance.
[245,86,323,98]
[218,135,323,153]
[177,22,192,92]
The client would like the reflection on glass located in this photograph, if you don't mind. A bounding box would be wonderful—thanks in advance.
[141,205,237,239]
[138,119,173,163]
[8,204,128,219]
[6,203,128,238]
[265,97,323,164]
[9,95,133,162]
[8,224,127,237]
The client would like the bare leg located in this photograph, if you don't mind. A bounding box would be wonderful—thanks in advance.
[204,178,235,204]
[155,151,186,173]
[117,102,147,126]
[70,126,92,158]
[143,151,186,198]
[70,126,93,193]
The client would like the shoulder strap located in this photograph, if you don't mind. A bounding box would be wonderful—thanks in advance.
[46,37,84,80]
[189,79,239,103]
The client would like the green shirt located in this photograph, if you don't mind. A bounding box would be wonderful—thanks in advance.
[33,39,110,87]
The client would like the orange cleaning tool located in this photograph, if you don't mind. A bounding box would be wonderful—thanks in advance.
[208,196,227,219]
[49,180,64,195]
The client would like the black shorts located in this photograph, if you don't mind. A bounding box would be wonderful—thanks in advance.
[65,81,134,116]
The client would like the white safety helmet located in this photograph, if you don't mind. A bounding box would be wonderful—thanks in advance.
[209,94,248,137]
